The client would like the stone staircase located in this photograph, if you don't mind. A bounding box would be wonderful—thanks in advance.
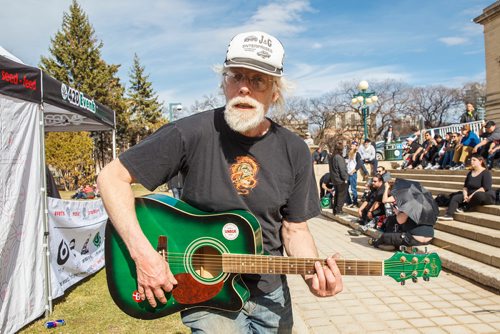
[315,164,500,292]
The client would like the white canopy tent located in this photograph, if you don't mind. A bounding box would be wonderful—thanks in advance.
[0,48,116,334]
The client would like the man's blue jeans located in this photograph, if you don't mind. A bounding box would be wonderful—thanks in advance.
[441,151,455,168]
[346,173,358,205]
[181,283,293,333]
[360,159,378,176]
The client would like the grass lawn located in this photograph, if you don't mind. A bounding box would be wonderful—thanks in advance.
[19,185,189,334]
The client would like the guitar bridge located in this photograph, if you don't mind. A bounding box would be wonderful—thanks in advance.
[157,235,167,261]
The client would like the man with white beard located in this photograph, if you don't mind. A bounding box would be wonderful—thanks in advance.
[97,31,342,333]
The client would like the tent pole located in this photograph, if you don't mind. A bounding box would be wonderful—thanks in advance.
[112,129,117,159]
[40,100,53,317]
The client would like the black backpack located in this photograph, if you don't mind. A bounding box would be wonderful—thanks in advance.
[435,194,450,207]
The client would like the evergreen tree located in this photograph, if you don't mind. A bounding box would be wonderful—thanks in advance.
[40,0,128,174]
[127,53,165,146]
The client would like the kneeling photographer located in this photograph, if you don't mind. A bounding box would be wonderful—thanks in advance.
[369,180,434,251]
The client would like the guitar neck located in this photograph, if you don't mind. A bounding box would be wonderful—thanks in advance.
[222,254,383,276]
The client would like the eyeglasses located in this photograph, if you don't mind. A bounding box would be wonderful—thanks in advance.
[223,71,273,92]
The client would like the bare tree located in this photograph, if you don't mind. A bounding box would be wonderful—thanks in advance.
[270,96,309,121]
[407,86,461,128]
[189,93,225,115]
[307,91,349,141]
[366,80,412,139]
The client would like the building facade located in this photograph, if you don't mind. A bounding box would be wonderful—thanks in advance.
[324,110,365,141]
[474,1,500,124]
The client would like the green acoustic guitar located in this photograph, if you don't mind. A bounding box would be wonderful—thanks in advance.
[105,194,442,320]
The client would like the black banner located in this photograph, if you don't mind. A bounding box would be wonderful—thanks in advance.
[0,55,115,131]
[0,55,41,103]
[42,73,114,129]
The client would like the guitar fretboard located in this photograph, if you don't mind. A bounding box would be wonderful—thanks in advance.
[222,254,383,276]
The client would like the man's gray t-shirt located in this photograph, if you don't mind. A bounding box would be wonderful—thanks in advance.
[119,107,320,295]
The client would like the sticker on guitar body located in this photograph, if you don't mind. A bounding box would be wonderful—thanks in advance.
[222,223,239,240]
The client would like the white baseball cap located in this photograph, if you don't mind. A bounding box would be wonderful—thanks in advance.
[224,31,285,77]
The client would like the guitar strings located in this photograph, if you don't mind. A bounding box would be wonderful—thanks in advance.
[152,253,429,266]
[131,253,429,271]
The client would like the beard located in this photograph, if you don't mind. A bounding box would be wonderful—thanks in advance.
[224,96,266,133]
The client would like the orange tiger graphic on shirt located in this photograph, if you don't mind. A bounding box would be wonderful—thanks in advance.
[230,156,259,195]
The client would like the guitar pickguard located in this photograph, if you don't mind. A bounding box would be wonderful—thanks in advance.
[173,273,224,304]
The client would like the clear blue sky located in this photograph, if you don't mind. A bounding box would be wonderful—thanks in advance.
[0,0,493,111]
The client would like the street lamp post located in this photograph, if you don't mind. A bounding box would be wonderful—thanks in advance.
[351,80,378,140]
[168,102,183,122]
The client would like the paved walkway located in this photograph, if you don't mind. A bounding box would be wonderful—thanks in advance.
[289,215,500,334]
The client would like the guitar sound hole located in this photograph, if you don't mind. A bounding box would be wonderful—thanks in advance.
[192,246,222,279]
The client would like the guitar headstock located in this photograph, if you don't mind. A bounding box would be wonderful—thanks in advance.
[383,250,441,285]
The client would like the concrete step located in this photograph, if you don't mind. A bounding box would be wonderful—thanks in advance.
[389,172,500,185]
[437,203,500,218]
[343,207,500,267]
[435,219,500,247]
[475,204,500,216]
[355,185,495,198]
[388,175,500,190]
[345,204,499,234]
[422,244,500,292]
[453,210,500,230]
[401,179,465,191]
[354,185,458,197]
[388,168,500,177]
[320,209,500,291]
[432,229,500,269]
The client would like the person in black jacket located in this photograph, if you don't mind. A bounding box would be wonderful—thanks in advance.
[329,141,348,216]
[459,102,480,124]
[439,154,495,220]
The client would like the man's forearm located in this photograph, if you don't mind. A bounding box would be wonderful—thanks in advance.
[282,221,319,259]
[97,159,151,260]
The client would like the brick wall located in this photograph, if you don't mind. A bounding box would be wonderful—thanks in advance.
[475,1,500,124]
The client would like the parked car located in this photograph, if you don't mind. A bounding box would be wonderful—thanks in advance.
[375,141,385,160]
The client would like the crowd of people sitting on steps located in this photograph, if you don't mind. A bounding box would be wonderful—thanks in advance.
[313,108,499,251]
[320,160,497,251]
[400,105,499,171]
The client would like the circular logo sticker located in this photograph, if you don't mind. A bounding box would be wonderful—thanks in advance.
[132,290,141,303]
[222,223,239,240]
[61,83,68,100]
[394,150,401,157]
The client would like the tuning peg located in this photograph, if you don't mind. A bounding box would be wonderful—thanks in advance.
[412,277,418,283]
[400,280,405,286]
[423,276,430,282]
[424,246,428,254]
[399,246,407,252]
